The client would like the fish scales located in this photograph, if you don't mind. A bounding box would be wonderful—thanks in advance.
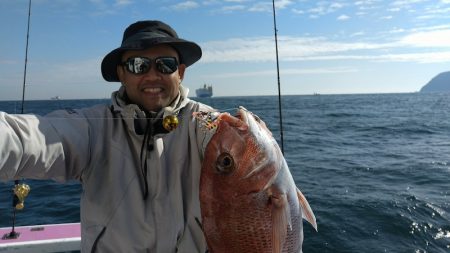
[202,191,302,252]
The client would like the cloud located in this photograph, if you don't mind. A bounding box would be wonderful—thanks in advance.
[286,52,450,63]
[337,14,350,20]
[200,28,450,65]
[248,2,272,12]
[202,37,275,62]
[391,0,427,7]
[87,0,133,16]
[350,31,365,37]
[376,51,450,63]
[115,0,132,7]
[400,29,450,47]
[274,0,295,9]
[248,0,294,12]
[380,15,393,20]
[387,28,405,34]
[387,7,401,12]
[205,67,358,79]
[27,58,103,87]
[170,1,199,11]
[292,8,305,14]
[307,1,346,17]
[201,36,389,63]
[430,7,450,14]
[354,0,382,13]
[224,0,249,2]
[221,5,246,12]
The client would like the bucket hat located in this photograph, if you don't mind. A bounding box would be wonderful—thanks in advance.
[101,20,202,82]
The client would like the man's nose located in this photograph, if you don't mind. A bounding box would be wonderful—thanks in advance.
[142,63,161,80]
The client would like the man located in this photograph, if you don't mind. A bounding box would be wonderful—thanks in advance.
[0,20,211,252]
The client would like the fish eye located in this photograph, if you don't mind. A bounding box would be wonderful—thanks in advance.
[253,114,262,123]
[216,153,234,174]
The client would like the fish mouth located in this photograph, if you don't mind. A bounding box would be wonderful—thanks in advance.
[235,106,249,124]
[236,106,264,131]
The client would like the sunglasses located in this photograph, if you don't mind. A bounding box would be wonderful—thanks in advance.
[121,56,179,75]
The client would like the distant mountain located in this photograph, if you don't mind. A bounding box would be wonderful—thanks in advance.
[420,71,450,92]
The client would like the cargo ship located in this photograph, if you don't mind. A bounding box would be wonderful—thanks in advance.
[195,84,213,98]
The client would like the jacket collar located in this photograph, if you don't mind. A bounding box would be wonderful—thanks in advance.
[110,85,191,134]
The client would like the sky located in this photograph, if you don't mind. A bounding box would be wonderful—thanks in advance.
[1,0,450,100]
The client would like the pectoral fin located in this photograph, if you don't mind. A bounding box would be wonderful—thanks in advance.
[270,192,290,253]
[297,188,318,231]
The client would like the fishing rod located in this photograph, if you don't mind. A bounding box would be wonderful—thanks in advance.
[21,0,32,114]
[272,0,285,154]
[4,0,32,240]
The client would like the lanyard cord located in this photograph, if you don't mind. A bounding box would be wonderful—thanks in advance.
[139,118,153,200]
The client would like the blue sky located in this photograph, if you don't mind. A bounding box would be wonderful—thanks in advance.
[1,0,450,100]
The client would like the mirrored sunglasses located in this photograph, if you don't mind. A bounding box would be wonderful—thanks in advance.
[121,56,179,75]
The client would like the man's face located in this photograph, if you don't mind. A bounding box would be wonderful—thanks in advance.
[117,44,186,112]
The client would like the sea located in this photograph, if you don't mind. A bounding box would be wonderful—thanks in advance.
[1,93,449,253]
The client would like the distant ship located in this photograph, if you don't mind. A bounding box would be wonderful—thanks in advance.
[51,96,61,100]
[195,84,213,98]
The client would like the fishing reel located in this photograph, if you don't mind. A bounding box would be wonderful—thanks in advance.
[13,183,31,210]
[2,182,31,240]
[162,115,179,132]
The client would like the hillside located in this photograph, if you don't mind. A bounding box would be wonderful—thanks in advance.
[420,71,450,92]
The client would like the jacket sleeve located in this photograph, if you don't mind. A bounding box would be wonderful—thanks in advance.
[0,110,91,182]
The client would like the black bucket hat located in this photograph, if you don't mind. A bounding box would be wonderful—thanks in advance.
[101,20,202,82]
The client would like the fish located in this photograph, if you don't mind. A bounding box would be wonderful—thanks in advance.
[195,107,317,253]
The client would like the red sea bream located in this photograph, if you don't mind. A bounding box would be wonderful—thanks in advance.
[195,107,317,253]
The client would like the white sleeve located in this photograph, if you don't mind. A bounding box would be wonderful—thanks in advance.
[0,110,91,182]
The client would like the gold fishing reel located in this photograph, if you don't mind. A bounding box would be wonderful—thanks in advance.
[13,183,30,210]
[162,115,179,132]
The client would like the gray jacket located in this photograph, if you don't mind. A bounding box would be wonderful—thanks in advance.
[0,86,212,252]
